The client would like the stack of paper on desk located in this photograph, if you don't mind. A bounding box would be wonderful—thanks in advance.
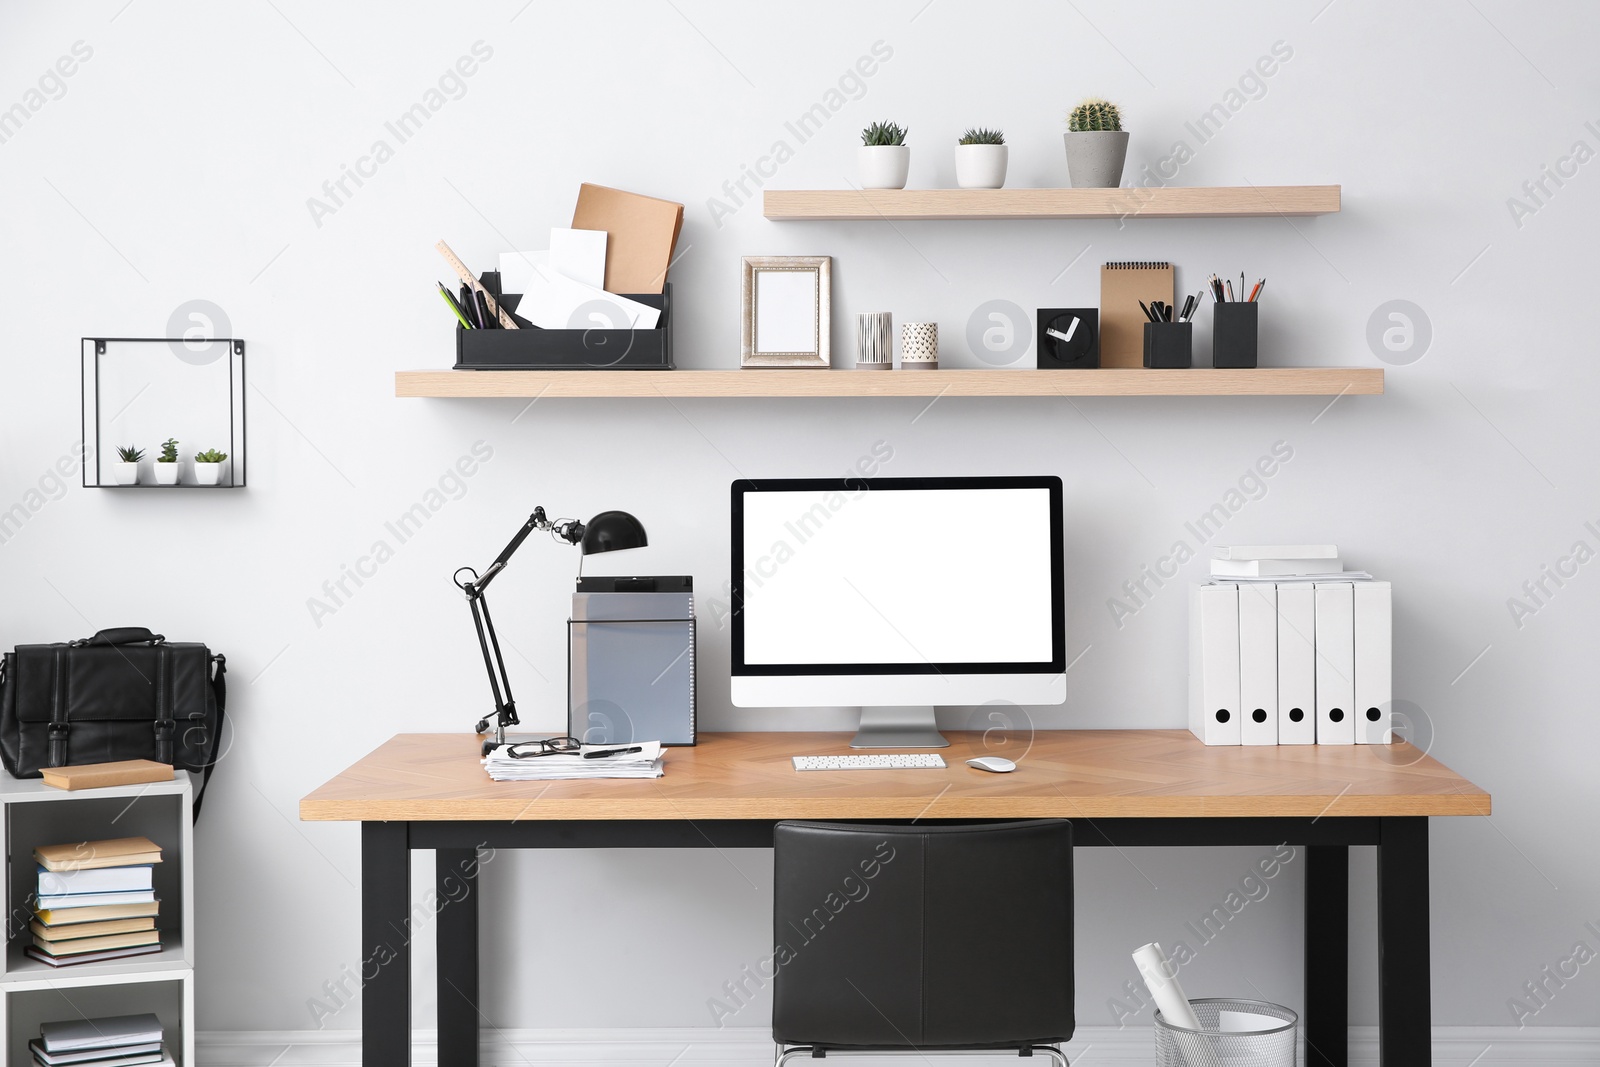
[483,741,664,782]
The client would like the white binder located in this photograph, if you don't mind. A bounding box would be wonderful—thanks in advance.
[1275,582,1317,745]
[1189,583,1241,745]
[1354,581,1393,744]
[1237,582,1278,745]
[1314,582,1355,744]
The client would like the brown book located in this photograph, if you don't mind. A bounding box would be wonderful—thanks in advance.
[570,183,684,294]
[34,836,163,873]
[32,929,160,956]
[35,900,160,924]
[42,759,172,791]
[30,917,156,941]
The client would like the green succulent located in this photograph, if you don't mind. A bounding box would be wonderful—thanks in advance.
[861,120,907,147]
[1068,98,1123,132]
[194,448,228,464]
[116,444,144,463]
[958,127,1005,145]
[157,438,178,463]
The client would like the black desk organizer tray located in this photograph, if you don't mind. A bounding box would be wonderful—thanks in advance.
[455,272,673,370]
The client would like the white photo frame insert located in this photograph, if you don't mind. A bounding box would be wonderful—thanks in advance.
[741,256,831,368]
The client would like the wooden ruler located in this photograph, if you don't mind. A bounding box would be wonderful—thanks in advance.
[435,239,519,329]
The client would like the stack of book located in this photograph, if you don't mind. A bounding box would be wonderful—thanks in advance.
[27,837,162,967]
[482,740,665,781]
[31,1013,171,1067]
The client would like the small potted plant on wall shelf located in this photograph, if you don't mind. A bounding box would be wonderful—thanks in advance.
[193,448,228,486]
[955,127,1007,189]
[1064,98,1128,188]
[113,444,143,485]
[860,120,909,190]
[154,438,181,485]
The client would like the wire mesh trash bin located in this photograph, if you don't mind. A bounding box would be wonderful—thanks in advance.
[1154,998,1297,1067]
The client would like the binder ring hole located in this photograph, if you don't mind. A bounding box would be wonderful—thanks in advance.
[1329,708,1345,722]
[1288,708,1305,722]
[1366,707,1382,721]
[1214,709,1230,723]
[1252,709,1267,723]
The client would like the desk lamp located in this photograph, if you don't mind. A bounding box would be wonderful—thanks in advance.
[453,506,647,754]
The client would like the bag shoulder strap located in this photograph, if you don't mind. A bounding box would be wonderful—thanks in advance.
[191,653,226,821]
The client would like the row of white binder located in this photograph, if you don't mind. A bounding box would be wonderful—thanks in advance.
[1189,580,1392,745]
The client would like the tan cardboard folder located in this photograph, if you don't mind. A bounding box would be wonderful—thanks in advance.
[1100,261,1174,368]
[571,183,684,294]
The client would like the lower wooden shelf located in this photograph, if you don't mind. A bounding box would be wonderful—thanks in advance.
[395,367,1383,399]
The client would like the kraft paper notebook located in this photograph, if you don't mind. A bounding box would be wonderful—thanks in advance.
[1101,261,1174,368]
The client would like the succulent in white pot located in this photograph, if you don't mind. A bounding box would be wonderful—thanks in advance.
[1063,98,1129,188]
[193,448,228,486]
[113,444,143,485]
[154,437,181,485]
[955,127,1007,189]
[859,120,910,190]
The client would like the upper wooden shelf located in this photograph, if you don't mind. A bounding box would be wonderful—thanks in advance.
[396,368,1381,399]
[763,185,1341,221]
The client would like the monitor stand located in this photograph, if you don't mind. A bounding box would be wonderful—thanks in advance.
[850,707,949,749]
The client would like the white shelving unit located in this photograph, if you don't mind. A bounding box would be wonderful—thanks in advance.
[0,772,195,1066]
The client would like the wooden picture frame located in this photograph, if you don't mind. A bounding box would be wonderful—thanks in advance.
[740,256,830,368]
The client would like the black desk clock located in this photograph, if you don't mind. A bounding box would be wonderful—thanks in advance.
[1036,308,1099,369]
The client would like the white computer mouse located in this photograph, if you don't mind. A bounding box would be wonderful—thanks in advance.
[966,756,1017,773]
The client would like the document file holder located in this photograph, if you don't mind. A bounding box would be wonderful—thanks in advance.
[569,577,696,746]
[455,273,673,370]
[1313,582,1356,744]
[1212,301,1259,368]
[1354,581,1393,744]
[1189,583,1241,745]
[1275,582,1318,745]
[1238,583,1279,746]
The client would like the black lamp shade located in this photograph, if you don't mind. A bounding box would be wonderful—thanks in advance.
[580,510,648,555]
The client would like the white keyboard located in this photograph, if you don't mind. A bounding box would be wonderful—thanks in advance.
[792,753,947,771]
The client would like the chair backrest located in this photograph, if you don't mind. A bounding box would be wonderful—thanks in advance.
[771,819,1073,1050]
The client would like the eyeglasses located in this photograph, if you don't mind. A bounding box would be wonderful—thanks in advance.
[504,736,582,759]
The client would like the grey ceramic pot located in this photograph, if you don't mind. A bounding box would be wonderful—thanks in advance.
[1063,130,1129,188]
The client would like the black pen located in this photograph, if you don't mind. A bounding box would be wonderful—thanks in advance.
[583,746,644,760]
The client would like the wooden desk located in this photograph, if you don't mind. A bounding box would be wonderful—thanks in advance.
[301,731,1490,1067]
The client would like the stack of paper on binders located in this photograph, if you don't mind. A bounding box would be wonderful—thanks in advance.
[483,741,665,782]
[1209,544,1369,581]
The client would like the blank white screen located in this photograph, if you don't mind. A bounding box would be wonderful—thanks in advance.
[740,487,1055,665]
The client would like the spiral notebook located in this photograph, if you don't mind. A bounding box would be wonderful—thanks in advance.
[1101,261,1174,368]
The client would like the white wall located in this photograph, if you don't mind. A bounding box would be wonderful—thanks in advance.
[1,0,1596,1041]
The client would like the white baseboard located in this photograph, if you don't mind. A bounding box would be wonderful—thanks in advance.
[196,1025,1600,1066]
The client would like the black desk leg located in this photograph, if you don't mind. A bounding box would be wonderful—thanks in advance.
[436,848,481,1067]
[362,821,411,1067]
[1304,845,1349,1067]
[1377,817,1431,1066]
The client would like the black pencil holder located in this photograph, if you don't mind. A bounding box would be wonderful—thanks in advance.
[1212,301,1258,369]
[1143,321,1192,369]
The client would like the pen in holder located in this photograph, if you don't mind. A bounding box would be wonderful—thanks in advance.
[1143,320,1193,369]
[1212,301,1258,369]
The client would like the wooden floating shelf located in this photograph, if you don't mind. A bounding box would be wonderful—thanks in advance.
[396,368,1382,399]
[763,185,1341,221]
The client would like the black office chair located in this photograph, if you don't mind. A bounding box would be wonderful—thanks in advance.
[772,819,1073,1065]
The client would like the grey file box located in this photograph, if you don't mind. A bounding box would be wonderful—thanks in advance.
[569,576,696,746]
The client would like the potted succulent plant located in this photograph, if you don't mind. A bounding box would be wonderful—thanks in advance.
[154,438,181,485]
[955,127,1007,189]
[1064,98,1128,188]
[193,448,228,486]
[113,444,143,485]
[860,120,909,190]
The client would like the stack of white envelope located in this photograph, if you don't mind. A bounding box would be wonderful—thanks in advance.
[499,228,661,331]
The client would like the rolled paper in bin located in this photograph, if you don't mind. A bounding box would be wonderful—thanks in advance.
[1133,943,1219,1067]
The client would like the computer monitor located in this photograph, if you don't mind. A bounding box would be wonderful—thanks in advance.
[730,476,1066,748]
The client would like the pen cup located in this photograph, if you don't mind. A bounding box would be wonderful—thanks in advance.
[1212,301,1259,369]
[1143,321,1193,369]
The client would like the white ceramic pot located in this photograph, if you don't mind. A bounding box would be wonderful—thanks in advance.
[900,322,939,370]
[112,462,139,486]
[859,145,910,190]
[154,461,181,485]
[194,461,225,486]
[954,144,1008,189]
[1063,130,1130,188]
